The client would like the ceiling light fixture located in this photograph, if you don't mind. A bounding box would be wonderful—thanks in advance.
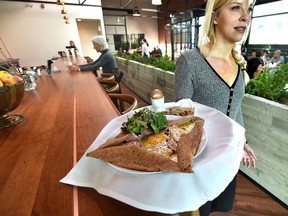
[141,8,158,12]
[133,0,141,17]
[152,0,162,5]
[133,7,141,16]
[61,8,67,14]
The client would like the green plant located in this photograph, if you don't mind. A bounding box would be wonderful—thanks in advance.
[245,62,288,105]
[115,51,176,72]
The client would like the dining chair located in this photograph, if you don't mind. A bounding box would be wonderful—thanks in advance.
[108,93,138,115]
[99,80,120,93]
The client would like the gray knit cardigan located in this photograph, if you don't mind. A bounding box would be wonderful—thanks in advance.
[80,49,116,73]
[175,48,245,126]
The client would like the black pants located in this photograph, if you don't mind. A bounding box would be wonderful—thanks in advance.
[199,176,237,216]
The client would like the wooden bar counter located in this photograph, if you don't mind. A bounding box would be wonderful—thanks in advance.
[0,57,173,216]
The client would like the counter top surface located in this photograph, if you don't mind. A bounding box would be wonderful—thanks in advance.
[1,57,194,216]
[0,57,130,216]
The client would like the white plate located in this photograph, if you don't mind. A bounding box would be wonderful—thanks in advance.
[107,128,207,174]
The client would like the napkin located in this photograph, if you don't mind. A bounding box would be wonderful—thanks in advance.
[60,99,245,214]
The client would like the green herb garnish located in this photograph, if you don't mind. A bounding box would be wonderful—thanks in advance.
[122,108,168,135]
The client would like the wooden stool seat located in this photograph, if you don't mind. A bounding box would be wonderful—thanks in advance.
[101,73,115,81]
[108,93,138,115]
[99,80,120,93]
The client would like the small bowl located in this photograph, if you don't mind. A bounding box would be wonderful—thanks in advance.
[0,81,25,129]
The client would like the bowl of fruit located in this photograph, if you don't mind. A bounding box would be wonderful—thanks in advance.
[0,70,25,129]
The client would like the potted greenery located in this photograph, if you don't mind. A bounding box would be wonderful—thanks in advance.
[116,51,176,72]
[245,63,288,105]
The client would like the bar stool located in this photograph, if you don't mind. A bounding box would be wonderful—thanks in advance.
[99,80,120,93]
[108,93,138,115]
[101,73,115,81]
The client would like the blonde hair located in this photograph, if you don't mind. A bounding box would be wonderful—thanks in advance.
[198,0,256,84]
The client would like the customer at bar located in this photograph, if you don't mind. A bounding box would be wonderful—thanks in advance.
[174,0,257,215]
[269,50,285,66]
[67,40,79,56]
[69,35,116,73]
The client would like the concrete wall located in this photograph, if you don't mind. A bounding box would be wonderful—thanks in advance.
[117,57,288,205]
[241,94,288,205]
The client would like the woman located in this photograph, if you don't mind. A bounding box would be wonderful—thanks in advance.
[174,0,257,215]
[261,50,270,65]
[247,57,263,79]
[69,36,116,73]
[68,40,79,56]
[141,38,150,57]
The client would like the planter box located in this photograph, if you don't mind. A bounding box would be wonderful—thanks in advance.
[117,57,288,205]
[116,57,175,103]
[241,94,288,205]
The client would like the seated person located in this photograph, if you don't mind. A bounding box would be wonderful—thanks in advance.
[155,46,162,56]
[255,49,264,66]
[247,57,263,79]
[136,45,142,54]
[150,47,160,58]
[69,36,116,73]
[270,50,285,66]
[150,46,162,58]
[261,50,270,65]
[248,50,256,60]
[67,40,79,56]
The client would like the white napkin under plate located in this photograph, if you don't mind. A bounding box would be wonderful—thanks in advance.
[60,99,245,214]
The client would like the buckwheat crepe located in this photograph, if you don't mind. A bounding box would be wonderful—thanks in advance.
[87,116,204,173]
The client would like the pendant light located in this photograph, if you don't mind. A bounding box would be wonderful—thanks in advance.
[57,0,64,6]
[133,0,141,16]
[133,7,141,16]
[152,0,162,5]
[61,7,67,14]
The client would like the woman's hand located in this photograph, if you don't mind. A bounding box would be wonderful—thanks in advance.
[68,64,80,71]
[242,142,257,168]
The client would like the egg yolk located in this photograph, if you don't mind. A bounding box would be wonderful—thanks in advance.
[147,134,164,145]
